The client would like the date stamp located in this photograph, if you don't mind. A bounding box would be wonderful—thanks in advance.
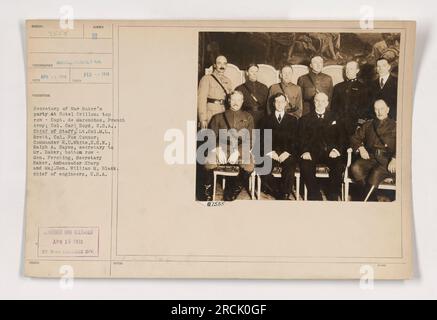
[38,227,99,257]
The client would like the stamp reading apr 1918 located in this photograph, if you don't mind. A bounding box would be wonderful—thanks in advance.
[38,227,99,257]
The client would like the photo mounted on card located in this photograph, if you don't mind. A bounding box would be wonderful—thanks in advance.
[25,20,415,279]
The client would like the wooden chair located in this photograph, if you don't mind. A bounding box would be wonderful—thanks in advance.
[250,167,301,201]
[322,65,345,86]
[212,165,240,201]
[291,65,309,85]
[257,64,279,88]
[301,148,352,201]
[205,64,244,89]
[342,148,353,201]
[342,148,396,201]
[204,63,345,88]
[364,177,396,202]
[302,165,331,201]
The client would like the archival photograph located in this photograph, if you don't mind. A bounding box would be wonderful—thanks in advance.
[196,31,400,202]
[23,20,414,280]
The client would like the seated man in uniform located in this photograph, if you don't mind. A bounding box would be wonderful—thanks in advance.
[261,92,298,200]
[203,90,255,201]
[298,92,345,201]
[350,99,396,201]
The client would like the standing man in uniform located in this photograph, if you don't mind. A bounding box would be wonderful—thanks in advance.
[370,58,398,120]
[297,55,333,116]
[197,55,233,129]
[235,63,269,128]
[203,91,254,201]
[267,64,303,119]
[350,99,396,201]
[298,92,345,201]
[331,61,370,139]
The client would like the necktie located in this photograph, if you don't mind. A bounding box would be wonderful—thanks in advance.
[277,114,282,122]
[380,77,384,89]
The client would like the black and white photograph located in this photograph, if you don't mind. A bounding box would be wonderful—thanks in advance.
[196,31,400,202]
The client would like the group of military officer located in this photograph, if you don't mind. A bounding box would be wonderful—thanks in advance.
[198,54,397,201]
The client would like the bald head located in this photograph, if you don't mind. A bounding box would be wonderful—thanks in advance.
[374,99,390,120]
[314,92,329,114]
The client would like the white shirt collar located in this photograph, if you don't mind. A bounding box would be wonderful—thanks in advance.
[275,110,285,119]
[380,74,390,85]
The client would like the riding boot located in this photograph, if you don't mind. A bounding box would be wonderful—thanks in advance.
[202,170,213,201]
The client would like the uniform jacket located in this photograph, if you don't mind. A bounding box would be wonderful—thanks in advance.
[331,78,370,134]
[235,80,269,112]
[350,117,396,156]
[209,109,254,148]
[197,70,233,123]
[267,82,303,118]
[297,72,333,115]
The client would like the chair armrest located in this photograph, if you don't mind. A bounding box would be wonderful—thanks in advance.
[346,148,353,168]
[343,148,353,182]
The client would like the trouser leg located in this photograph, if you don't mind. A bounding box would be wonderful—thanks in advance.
[350,157,378,201]
[261,159,279,196]
[225,168,251,201]
[280,156,297,196]
[202,165,215,201]
[326,156,344,201]
[368,156,391,187]
[350,158,376,184]
[223,156,254,201]
[300,158,322,200]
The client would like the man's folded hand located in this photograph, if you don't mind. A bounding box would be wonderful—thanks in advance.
[215,147,228,164]
[278,151,290,163]
[228,150,240,165]
[358,146,370,160]
[388,158,396,174]
[301,152,312,161]
[266,151,280,162]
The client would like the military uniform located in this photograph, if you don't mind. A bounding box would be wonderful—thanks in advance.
[235,80,268,128]
[297,72,333,116]
[331,78,370,137]
[350,117,396,187]
[197,70,233,125]
[267,82,303,119]
[203,109,255,201]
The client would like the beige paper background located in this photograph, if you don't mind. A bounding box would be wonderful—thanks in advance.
[25,20,415,279]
